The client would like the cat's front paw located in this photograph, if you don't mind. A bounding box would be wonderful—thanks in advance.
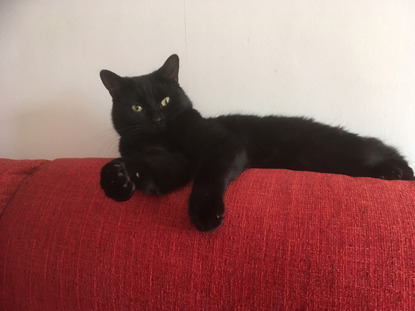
[189,189,225,232]
[100,159,136,201]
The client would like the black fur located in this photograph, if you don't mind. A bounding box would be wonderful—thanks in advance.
[99,54,414,232]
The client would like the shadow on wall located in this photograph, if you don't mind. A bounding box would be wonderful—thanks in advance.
[11,94,119,159]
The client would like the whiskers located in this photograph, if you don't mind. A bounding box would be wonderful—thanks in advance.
[117,124,147,140]
[90,124,148,157]
[91,127,119,156]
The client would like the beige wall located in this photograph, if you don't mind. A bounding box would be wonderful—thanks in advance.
[1,0,414,167]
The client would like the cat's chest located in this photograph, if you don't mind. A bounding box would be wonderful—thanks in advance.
[119,109,228,158]
[118,129,185,157]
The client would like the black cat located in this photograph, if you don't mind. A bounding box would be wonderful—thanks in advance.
[99,54,414,232]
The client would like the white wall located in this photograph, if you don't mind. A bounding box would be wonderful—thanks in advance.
[1,0,414,168]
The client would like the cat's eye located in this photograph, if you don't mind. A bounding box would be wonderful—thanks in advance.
[132,105,143,112]
[161,97,170,107]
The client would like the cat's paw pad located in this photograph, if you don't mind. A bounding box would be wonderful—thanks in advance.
[189,191,225,232]
[100,159,136,201]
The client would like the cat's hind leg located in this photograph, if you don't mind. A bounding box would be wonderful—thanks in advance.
[369,159,414,180]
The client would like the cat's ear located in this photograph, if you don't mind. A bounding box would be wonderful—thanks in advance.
[100,70,124,98]
[156,54,179,84]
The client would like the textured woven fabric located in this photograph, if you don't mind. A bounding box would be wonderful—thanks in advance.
[0,158,414,310]
[0,159,48,215]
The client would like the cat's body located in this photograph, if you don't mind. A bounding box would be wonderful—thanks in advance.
[100,55,414,232]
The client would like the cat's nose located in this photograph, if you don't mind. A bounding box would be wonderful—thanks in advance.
[152,115,164,127]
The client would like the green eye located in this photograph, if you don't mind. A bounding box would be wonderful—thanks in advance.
[161,97,170,107]
[132,105,143,112]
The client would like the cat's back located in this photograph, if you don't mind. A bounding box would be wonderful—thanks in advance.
[211,114,336,139]
[210,113,361,154]
[209,113,371,170]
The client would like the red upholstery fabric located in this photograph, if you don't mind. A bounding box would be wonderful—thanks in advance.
[0,158,414,310]
[0,159,49,215]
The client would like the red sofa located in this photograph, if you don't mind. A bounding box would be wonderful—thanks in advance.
[1,158,414,310]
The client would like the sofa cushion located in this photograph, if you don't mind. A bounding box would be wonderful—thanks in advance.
[0,159,49,215]
[0,158,414,310]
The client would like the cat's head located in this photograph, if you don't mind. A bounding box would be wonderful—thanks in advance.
[100,54,192,137]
